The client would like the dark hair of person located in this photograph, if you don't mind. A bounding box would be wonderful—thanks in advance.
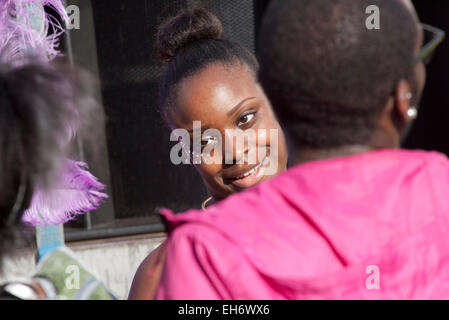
[0,58,104,263]
[258,0,419,148]
[156,8,259,126]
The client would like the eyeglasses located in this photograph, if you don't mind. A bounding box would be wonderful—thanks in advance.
[411,23,445,66]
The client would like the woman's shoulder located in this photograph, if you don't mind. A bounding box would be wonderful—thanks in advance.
[128,240,168,300]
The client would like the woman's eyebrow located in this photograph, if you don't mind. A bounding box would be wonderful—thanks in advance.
[188,125,209,134]
[227,97,257,116]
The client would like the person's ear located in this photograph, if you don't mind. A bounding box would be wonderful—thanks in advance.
[394,79,417,125]
[394,80,418,124]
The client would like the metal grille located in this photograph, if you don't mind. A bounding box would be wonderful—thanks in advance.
[198,0,256,52]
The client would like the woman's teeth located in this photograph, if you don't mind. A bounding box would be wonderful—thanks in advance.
[235,161,263,180]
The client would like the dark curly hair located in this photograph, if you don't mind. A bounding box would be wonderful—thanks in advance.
[258,0,419,148]
[0,58,104,266]
[156,8,259,126]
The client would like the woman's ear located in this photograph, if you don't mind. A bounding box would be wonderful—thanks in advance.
[394,79,417,125]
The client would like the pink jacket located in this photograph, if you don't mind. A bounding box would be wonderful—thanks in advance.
[156,149,449,299]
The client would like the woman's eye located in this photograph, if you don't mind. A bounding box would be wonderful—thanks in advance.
[202,136,217,147]
[238,113,255,126]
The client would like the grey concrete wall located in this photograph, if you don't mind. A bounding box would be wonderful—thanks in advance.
[1,234,166,299]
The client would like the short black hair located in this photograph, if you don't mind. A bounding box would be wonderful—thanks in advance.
[156,8,259,126]
[258,0,419,148]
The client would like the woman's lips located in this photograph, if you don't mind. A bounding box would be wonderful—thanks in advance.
[228,157,270,189]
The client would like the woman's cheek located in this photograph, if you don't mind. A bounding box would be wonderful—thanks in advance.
[262,119,287,174]
[199,162,222,182]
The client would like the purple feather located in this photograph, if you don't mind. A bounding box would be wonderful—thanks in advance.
[22,159,109,226]
[0,0,68,64]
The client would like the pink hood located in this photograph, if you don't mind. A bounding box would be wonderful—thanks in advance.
[156,149,449,299]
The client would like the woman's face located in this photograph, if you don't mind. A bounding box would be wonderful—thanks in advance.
[169,62,288,201]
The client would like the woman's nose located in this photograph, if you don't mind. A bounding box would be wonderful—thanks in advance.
[222,129,251,165]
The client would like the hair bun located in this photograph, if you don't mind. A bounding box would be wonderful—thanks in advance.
[156,8,223,63]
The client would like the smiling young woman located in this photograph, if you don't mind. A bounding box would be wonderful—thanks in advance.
[128,8,288,300]
[171,62,285,198]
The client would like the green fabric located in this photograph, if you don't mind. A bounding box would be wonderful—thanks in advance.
[33,247,115,300]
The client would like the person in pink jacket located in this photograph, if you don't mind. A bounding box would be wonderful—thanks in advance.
[156,0,449,299]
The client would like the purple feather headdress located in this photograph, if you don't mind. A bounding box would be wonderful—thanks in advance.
[0,0,68,64]
[22,160,108,226]
[0,0,109,226]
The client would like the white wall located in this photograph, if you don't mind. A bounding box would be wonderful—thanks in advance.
[1,234,166,300]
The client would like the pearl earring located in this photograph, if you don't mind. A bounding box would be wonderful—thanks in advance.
[407,107,418,119]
